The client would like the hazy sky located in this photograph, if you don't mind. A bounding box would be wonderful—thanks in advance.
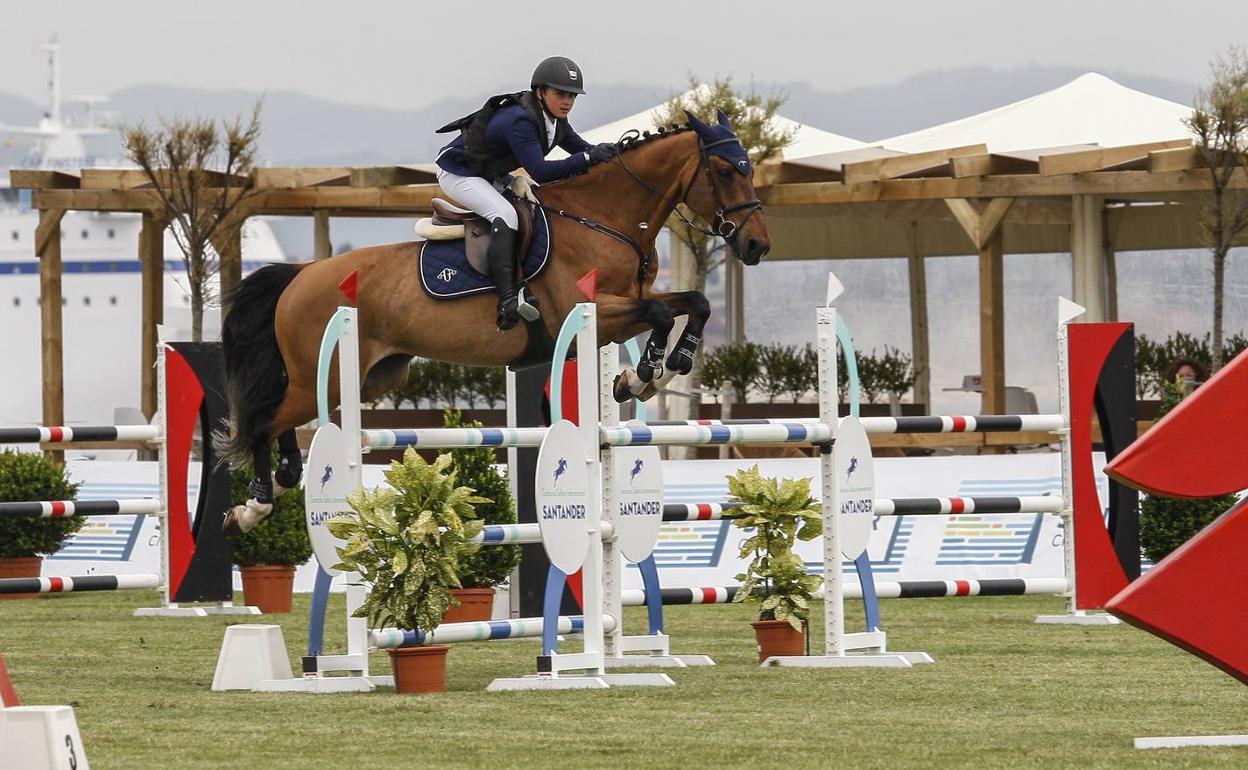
[5,1,1246,109]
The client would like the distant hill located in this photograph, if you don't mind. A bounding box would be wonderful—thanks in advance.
[1,65,1200,168]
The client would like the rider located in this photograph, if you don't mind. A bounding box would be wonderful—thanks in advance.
[435,56,618,330]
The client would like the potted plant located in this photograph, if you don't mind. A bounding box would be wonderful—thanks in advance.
[328,449,486,694]
[441,410,521,623]
[228,459,312,613]
[0,450,83,600]
[724,465,823,663]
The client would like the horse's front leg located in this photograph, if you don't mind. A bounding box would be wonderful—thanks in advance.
[648,290,711,376]
[591,293,676,403]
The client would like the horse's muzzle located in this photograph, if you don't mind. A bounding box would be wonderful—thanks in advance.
[740,236,769,266]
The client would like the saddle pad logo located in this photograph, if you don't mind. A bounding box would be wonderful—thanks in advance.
[438,267,457,283]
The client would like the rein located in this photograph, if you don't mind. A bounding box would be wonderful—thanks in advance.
[538,129,762,297]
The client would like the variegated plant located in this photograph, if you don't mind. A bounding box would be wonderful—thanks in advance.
[724,465,823,630]
[326,449,487,636]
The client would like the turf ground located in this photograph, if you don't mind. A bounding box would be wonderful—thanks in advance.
[2,591,1245,769]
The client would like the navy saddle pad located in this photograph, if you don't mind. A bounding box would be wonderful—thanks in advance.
[418,207,552,299]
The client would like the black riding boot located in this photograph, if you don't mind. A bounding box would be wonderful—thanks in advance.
[487,217,539,331]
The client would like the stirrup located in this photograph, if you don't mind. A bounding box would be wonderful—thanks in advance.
[516,286,540,322]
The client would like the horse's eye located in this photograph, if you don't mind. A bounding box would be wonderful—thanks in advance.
[716,167,733,180]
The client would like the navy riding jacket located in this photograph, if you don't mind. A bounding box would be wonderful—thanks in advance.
[436,102,591,183]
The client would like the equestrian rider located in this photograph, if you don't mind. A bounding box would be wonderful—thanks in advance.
[435,56,618,330]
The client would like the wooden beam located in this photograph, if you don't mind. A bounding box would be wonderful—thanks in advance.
[1148,146,1202,173]
[80,168,249,190]
[10,170,80,189]
[1038,139,1190,176]
[843,145,987,185]
[944,197,1014,249]
[140,213,166,420]
[253,167,352,188]
[757,167,1248,207]
[979,228,1005,418]
[951,154,1039,178]
[349,165,438,187]
[38,209,66,462]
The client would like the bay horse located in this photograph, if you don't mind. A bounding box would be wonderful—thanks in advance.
[216,110,770,535]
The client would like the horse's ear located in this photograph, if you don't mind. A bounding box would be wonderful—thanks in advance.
[716,109,732,128]
[684,110,708,131]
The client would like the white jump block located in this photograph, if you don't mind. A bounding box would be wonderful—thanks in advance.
[1035,612,1120,625]
[212,624,293,691]
[1135,735,1248,749]
[0,705,90,770]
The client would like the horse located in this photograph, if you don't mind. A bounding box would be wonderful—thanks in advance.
[216,110,771,535]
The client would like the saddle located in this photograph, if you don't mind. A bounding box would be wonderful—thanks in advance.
[415,197,536,276]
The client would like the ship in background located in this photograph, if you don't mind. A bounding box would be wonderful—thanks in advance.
[0,37,288,427]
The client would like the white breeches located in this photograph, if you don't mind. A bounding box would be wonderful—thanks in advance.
[435,167,518,229]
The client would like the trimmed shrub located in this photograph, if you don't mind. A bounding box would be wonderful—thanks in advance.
[443,410,520,588]
[0,450,83,558]
[1138,380,1239,562]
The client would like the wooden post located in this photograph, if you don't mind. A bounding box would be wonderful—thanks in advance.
[945,198,1013,419]
[978,229,1006,417]
[907,222,931,413]
[1071,194,1107,322]
[37,209,66,455]
[314,211,331,260]
[140,212,166,421]
[724,256,744,346]
[213,216,245,317]
[1103,204,1120,322]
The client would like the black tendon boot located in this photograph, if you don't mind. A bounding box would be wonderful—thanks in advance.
[487,217,539,331]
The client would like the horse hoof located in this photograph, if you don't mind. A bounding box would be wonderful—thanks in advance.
[222,500,273,538]
[666,350,694,376]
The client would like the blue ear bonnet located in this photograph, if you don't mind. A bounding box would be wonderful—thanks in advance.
[687,111,753,176]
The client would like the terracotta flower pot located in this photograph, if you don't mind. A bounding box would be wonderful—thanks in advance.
[442,587,495,624]
[751,619,805,663]
[239,564,295,614]
[0,556,43,601]
[388,645,449,694]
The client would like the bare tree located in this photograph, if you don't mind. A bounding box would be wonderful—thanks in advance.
[122,102,262,341]
[1186,47,1248,371]
[655,75,796,293]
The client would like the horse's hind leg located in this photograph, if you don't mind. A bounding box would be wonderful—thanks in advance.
[223,440,276,538]
[272,430,303,494]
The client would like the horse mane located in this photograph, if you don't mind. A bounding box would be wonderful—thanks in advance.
[540,124,696,192]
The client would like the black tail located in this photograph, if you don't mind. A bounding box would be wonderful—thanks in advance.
[213,262,306,469]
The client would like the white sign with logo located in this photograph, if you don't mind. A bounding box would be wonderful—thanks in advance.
[834,416,875,558]
[304,423,356,576]
[535,420,596,574]
[613,445,664,562]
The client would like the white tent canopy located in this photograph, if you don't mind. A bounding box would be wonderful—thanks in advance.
[878,73,1193,154]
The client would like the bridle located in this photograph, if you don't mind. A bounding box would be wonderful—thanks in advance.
[539,128,763,295]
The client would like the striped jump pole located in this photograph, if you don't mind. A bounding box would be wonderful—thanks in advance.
[0,425,160,444]
[369,614,616,650]
[0,574,162,595]
[474,522,615,545]
[623,414,1064,436]
[660,496,1064,521]
[364,426,549,451]
[620,578,1069,606]
[0,499,161,518]
[600,421,833,448]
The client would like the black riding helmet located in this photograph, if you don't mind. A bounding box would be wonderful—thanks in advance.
[531,56,586,95]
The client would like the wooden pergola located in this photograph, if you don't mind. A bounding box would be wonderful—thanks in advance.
[12,142,1246,429]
